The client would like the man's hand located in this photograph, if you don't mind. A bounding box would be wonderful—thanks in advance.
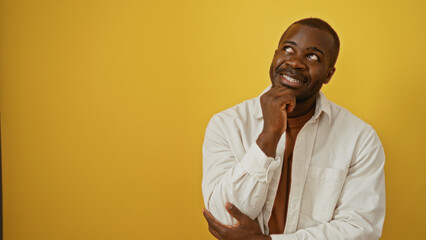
[202,202,271,240]
[256,87,296,157]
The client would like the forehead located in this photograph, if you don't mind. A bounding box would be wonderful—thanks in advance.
[280,24,334,56]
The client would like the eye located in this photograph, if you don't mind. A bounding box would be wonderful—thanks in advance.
[284,46,294,53]
[307,53,319,61]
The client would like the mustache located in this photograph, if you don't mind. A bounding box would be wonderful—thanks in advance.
[275,65,308,82]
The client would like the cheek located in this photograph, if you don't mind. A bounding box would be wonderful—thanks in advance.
[310,68,328,81]
[272,54,286,68]
[278,56,287,67]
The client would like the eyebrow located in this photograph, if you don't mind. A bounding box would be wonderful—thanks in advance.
[307,47,324,57]
[283,41,325,57]
[283,41,297,45]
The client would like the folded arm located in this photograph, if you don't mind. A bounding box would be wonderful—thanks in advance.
[204,127,385,240]
[202,115,281,225]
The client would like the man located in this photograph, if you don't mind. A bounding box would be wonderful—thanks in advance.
[202,18,385,240]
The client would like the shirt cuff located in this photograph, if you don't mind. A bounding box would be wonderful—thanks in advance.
[270,233,299,240]
[239,143,281,183]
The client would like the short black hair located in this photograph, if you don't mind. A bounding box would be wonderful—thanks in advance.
[281,18,340,67]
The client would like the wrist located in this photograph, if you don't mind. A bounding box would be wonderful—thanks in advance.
[256,131,281,158]
[261,126,283,137]
[259,127,282,140]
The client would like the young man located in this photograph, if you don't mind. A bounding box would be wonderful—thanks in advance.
[202,18,385,240]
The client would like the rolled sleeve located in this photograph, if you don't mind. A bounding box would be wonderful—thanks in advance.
[240,143,281,183]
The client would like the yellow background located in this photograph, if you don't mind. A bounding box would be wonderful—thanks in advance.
[1,0,425,239]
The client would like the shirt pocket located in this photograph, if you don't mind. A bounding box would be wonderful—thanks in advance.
[298,166,347,228]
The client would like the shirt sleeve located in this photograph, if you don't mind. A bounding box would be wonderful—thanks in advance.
[202,114,281,225]
[270,128,386,240]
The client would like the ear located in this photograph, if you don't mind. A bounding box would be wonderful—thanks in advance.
[324,67,335,84]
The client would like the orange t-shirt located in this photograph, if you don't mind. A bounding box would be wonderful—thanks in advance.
[268,107,315,234]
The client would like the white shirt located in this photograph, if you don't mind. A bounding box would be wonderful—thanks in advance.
[202,87,386,240]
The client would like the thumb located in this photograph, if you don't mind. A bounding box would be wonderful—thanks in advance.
[225,202,251,223]
[286,102,296,113]
[281,108,288,133]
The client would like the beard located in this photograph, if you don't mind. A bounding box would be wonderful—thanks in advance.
[270,64,326,103]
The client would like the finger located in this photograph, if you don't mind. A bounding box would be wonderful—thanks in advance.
[261,88,293,106]
[265,86,292,97]
[208,225,223,240]
[225,202,252,224]
[276,94,296,113]
[269,88,295,99]
[203,209,229,232]
[285,99,296,113]
[265,87,296,105]
[262,86,292,100]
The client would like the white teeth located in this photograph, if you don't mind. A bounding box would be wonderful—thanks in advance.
[282,74,303,83]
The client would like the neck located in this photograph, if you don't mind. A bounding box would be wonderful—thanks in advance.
[287,93,317,118]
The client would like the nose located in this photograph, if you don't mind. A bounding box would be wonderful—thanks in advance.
[286,55,307,70]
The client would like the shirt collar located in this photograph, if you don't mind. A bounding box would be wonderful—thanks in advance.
[254,85,332,125]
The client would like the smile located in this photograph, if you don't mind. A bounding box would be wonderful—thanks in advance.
[281,74,304,83]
